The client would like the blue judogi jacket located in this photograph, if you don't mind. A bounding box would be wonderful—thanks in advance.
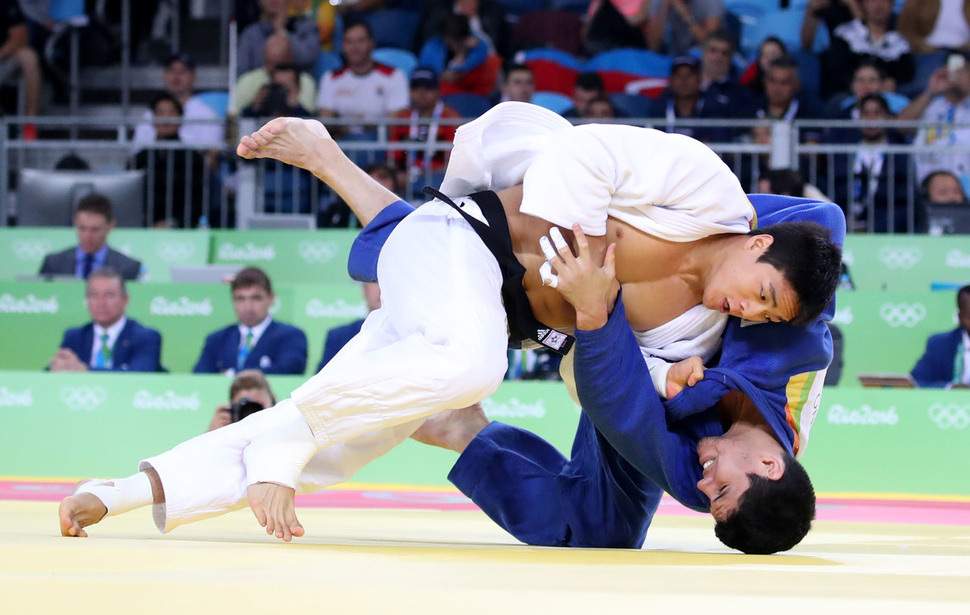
[349,194,845,518]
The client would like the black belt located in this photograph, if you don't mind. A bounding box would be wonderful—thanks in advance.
[422,186,574,356]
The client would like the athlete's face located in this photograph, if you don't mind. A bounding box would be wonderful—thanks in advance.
[696,434,784,521]
[703,235,800,323]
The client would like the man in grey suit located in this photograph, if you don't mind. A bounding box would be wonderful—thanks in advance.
[38,194,142,281]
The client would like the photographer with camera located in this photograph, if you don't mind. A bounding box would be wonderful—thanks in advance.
[207,369,276,432]
[242,63,312,119]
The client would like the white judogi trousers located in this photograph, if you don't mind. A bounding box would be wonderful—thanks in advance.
[143,199,509,532]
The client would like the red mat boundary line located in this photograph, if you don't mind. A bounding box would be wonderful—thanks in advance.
[2,479,969,525]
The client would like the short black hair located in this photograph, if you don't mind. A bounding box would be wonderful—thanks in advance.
[76,193,114,222]
[854,57,887,80]
[754,221,842,325]
[343,18,373,40]
[575,71,604,92]
[858,92,891,115]
[714,455,815,554]
[150,92,183,116]
[762,168,805,197]
[768,55,799,74]
[704,28,735,51]
[957,285,970,309]
[231,266,273,295]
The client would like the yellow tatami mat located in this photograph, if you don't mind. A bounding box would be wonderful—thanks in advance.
[2,500,968,614]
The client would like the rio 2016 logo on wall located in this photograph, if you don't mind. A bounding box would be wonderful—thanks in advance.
[877,246,921,269]
[928,403,970,429]
[297,241,338,264]
[60,386,107,411]
[155,242,196,262]
[150,296,213,316]
[12,240,52,261]
[878,303,926,328]
[217,242,276,261]
[0,294,59,314]
[0,387,33,407]
[826,403,898,426]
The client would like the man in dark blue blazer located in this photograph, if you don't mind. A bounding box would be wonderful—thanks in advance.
[911,285,970,388]
[315,282,380,372]
[38,194,143,281]
[48,267,162,372]
[194,266,308,375]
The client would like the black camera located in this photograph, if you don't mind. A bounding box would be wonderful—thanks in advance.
[229,397,265,423]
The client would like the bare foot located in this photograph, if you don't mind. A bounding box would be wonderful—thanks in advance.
[410,404,490,453]
[236,117,333,170]
[58,481,109,537]
[247,482,304,542]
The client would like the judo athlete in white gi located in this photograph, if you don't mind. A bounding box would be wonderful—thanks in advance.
[59,103,840,543]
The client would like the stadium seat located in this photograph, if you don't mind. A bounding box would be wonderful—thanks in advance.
[363,8,421,51]
[585,48,671,94]
[373,47,419,79]
[194,91,230,118]
[899,51,948,98]
[550,0,590,14]
[791,50,821,105]
[740,8,803,57]
[513,48,583,96]
[493,0,551,17]
[511,9,585,56]
[442,92,493,118]
[531,91,573,114]
[609,92,653,118]
[315,51,343,80]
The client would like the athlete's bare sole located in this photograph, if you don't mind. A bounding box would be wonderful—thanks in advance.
[247,482,304,542]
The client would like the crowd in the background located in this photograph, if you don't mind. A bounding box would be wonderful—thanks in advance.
[4,0,970,233]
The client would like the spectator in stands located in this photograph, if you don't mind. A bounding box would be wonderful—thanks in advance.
[418,0,510,59]
[242,63,312,118]
[498,63,534,104]
[899,0,970,54]
[47,267,163,373]
[583,0,652,55]
[829,93,918,233]
[911,284,970,388]
[1,0,42,139]
[737,57,820,190]
[315,282,381,372]
[318,163,402,227]
[208,369,276,432]
[232,32,317,117]
[194,266,308,375]
[699,29,752,115]
[388,67,460,191]
[924,169,969,205]
[130,93,206,229]
[562,72,606,118]
[649,54,731,141]
[586,96,617,119]
[506,348,563,382]
[830,58,888,118]
[923,170,970,234]
[899,52,970,182]
[756,167,831,203]
[237,0,319,76]
[316,19,408,137]
[647,0,724,56]
[133,53,225,147]
[417,13,499,97]
[821,0,914,99]
[740,37,788,98]
[800,0,861,51]
[38,194,142,281]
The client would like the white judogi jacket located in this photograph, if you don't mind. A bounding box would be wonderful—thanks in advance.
[441,102,756,395]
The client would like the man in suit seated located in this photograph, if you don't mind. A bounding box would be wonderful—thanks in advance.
[38,194,142,281]
[911,284,970,388]
[48,267,163,372]
[193,266,308,375]
[316,282,380,372]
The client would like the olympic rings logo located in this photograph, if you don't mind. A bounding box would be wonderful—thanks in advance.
[297,241,338,264]
[59,386,107,411]
[928,404,970,429]
[878,246,921,269]
[155,242,195,262]
[12,240,52,261]
[879,303,926,328]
